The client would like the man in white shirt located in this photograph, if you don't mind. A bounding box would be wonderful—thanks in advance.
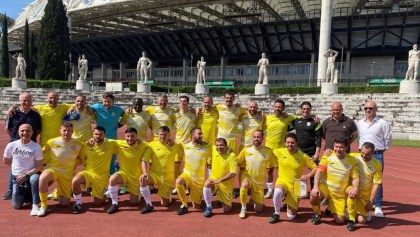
[3,124,43,216]
[357,101,392,218]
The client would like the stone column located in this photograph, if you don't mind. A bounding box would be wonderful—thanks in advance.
[183,58,188,86]
[316,0,333,86]
[310,52,315,86]
[345,51,351,80]
[220,57,227,81]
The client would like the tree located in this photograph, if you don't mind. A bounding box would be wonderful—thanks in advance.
[29,31,36,78]
[1,13,9,78]
[23,19,30,77]
[37,0,71,80]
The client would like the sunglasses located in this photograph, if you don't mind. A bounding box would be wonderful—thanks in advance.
[364,107,374,111]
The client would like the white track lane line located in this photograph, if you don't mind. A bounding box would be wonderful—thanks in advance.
[384,173,420,183]
[386,161,420,168]
[385,166,420,174]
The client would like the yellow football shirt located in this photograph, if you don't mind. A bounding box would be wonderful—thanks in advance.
[79,139,118,181]
[242,112,266,145]
[215,104,247,141]
[145,106,176,139]
[319,153,359,198]
[237,146,274,187]
[43,137,84,176]
[70,109,94,142]
[180,142,212,183]
[142,141,183,180]
[197,108,218,144]
[273,148,317,186]
[35,104,72,146]
[210,147,237,187]
[350,153,382,192]
[115,140,148,181]
[125,111,152,141]
[175,110,196,143]
[265,114,298,149]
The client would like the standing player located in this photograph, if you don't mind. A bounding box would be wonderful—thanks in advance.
[268,133,317,223]
[106,127,149,214]
[145,94,176,140]
[38,122,84,216]
[202,138,237,217]
[3,124,43,215]
[125,98,152,141]
[237,130,274,219]
[71,126,119,214]
[65,95,94,142]
[310,136,359,231]
[175,128,212,215]
[241,101,266,147]
[356,100,391,218]
[139,126,183,213]
[264,99,299,198]
[347,142,382,225]
[196,96,218,145]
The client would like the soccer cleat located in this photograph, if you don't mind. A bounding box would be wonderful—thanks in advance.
[171,188,177,195]
[37,206,47,217]
[374,207,384,218]
[86,188,92,196]
[140,204,154,214]
[107,204,119,214]
[176,205,188,215]
[264,190,273,199]
[268,214,280,224]
[232,189,240,199]
[203,206,213,218]
[347,221,357,231]
[366,212,372,222]
[119,186,127,195]
[321,198,329,206]
[72,203,83,214]
[325,208,332,216]
[30,205,40,216]
[2,191,12,200]
[239,209,247,219]
[311,214,321,225]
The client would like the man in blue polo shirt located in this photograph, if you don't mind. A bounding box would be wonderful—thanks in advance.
[91,92,128,174]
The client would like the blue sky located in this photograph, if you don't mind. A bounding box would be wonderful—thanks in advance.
[0,0,34,19]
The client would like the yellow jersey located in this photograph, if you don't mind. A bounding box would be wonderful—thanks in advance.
[145,106,176,139]
[241,112,266,145]
[80,139,118,180]
[197,108,218,144]
[70,109,94,142]
[143,141,183,179]
[180,142,212,183]
[350,152,382,192]
[210,147,237,187]
[115,140,148,180]
[215,104,247,141]
[35,104,72,146]
[125,111,152,141]
[43,137,84,176]
[175,110,196,143]
[237,146,274,187]
[265,114,298,149]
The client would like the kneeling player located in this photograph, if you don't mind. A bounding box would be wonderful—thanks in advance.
[237,130,275,219]
[202,138,237,217]
[38,122,84,216]
[107,127,148,214]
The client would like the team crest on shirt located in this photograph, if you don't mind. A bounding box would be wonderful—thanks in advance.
[307,122,311,127]
[344,164,352,169]
[103,147,108,152]
[111,112,115,116]
[343,126,346,129]
[369,167,375,173]
[71,145,77,150]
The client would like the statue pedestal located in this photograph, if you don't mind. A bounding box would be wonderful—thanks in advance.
[76,80,90,91]
[195,84,209,95]
[255,84,269,95]
[137,83,151,93]
[12,78,27,89]
[399,80,420,94]
[321,83,338,95]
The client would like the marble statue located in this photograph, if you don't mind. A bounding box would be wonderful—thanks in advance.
[78,54,88,80]
[324,49,338,83]
[405,44,420,80]
[137,51,152,83]
[197,56,206,84]
[13,52,26,80]
[257,53,269,84]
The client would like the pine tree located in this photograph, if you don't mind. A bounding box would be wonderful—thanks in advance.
[29,31,36,79]
[23,19,30,77]
[1,14,9,78]
[37,0,71,80]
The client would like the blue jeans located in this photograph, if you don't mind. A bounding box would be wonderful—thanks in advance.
[7,169,13,192]
[12,174,40,209]
[373,153,384,207]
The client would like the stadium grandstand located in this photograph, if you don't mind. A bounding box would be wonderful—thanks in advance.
[6,0,420,87]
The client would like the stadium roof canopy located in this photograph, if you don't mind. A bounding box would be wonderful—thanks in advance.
[8,0,420,42]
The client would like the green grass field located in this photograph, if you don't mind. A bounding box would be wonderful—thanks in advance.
[392,139,420,148]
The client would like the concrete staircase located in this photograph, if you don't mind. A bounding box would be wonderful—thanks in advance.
[1,87,419,140]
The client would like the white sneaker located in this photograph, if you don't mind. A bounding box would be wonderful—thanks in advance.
[374,207,384,218]
[239,209,247,219]
[366,212,372,222]
[37,206,47,217]
[264,190,273,199]
[30,205,40,216]
[171,188,177,195]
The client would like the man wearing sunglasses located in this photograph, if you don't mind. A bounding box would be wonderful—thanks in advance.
[357,101,392,218]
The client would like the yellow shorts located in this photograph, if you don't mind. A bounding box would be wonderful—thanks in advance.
[149,172,173,200]
[78,170,108,199]
[116,171,140,195]
[241,176,264,205]
[319,183,347,217]
[45,168,73,199]
[213,181,233,206]
[179,173,204,205]
[226,140,240,155]
[356,190,371,217]
[275,180,300,210]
